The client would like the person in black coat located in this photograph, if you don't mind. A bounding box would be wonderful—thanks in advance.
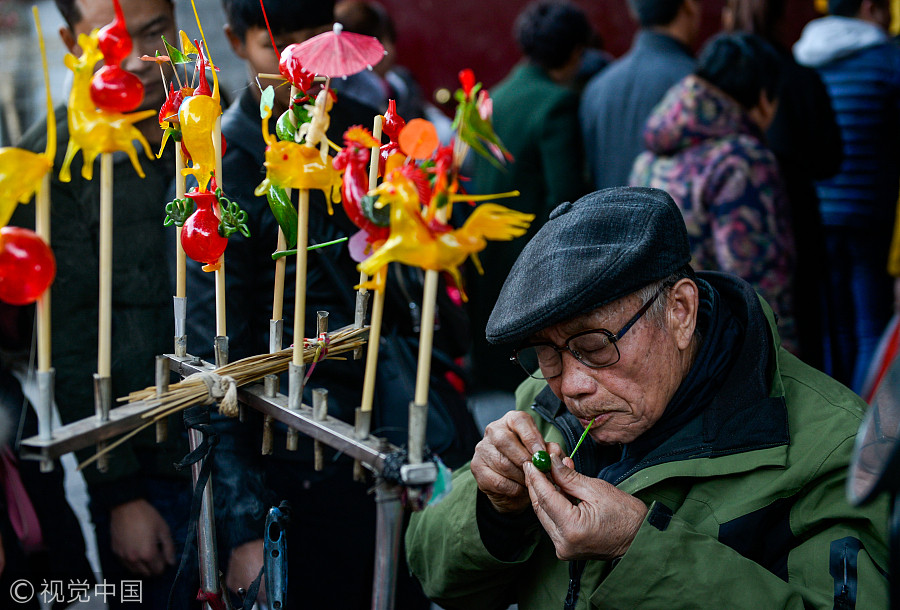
[723,0,843,371]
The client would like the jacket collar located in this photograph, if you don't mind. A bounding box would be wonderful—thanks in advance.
[631,30,695,60]
[222,87,268,168]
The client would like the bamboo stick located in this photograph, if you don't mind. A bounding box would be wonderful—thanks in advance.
[359,114,385,413]
[215,259,226,338]
[413,270,439,406]
[97,153,113,378]
[213,115,226,339]
[369,114,382,187]
[36,173,51,372]
[272,85,299,322]
[272,228,287,321]
[175,153,186,299]
[292,189,309,366]
[360,268,386,413]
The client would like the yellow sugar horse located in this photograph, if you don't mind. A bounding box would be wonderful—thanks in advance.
[254,99,343,214]
[59,30,154,183]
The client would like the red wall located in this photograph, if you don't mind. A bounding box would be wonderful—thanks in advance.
[379,0,821,116]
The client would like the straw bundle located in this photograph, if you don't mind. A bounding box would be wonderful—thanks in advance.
[78,325,368,470]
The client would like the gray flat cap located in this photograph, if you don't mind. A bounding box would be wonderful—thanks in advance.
[485,187,690,345]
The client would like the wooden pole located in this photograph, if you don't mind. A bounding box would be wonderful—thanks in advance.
[36,173,51,373]
[292,189,309,366]
[213,115,226,339]
[359,114,386,413]
[97,153,113,378]
[286,187,308,451]
[360,268,386,413]
[272,85,298,323]
[368,115,382,188]
[175,153,186,299]
[272,228,287,321]
[215,259,226,338]
[413,269,439,406]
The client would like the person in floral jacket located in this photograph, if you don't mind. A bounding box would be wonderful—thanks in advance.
[631,32,797,352]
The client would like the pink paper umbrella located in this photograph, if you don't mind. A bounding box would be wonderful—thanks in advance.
[288,23,385,78]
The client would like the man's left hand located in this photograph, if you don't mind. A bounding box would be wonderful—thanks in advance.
[523,448,648,561]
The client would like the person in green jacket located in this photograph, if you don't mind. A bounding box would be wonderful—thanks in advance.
[467,0,593,396]
[406,186,890,609]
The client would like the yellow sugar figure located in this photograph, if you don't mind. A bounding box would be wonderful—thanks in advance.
[58,31,154,183]
[178,44,221,192]
[0,7,55,227]
[296,88,338,163]
[0,149,54,227]
[357,166,534,300]
[178,94,220,192]
[254,105,343,214]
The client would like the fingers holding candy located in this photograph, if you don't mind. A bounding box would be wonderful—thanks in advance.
[523,453,648,561]
[470,411,549,514]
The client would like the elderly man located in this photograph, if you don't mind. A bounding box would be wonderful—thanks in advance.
[406,187,889,609]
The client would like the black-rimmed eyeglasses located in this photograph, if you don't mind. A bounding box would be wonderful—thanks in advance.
[511,287,664,380]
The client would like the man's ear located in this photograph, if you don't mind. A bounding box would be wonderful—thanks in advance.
[666,278,699,351]
[59,26,79,56]
[224,24,247,59]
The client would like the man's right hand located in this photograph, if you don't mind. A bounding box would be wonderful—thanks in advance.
[109,499,175,577]
[470,411,547,514]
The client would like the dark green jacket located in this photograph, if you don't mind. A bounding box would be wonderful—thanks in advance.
[468,62,589,393]
[407,275,888,609]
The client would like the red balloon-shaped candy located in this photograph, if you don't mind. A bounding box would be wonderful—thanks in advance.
[97,0,132,66]
[180,190,227,266]
[91,65,144,113]
[0,227,56,305]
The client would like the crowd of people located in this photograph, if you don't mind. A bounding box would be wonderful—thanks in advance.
[0,0,898,608]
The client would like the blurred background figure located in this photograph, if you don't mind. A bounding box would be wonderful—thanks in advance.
[794,0,900,392]
[723,0,841,372]
[465,0,592,405]
[335,0,453,140]
[580,0,702,190]
[631,32,798,351]
[572,40,614,93]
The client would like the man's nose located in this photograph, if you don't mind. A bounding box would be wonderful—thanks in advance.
[121,34,159,75]
[557,351,595,398]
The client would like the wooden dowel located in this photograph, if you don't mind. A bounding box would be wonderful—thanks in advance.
[97,153,113,378]
[360,268,386,413]
[272,228,287,320]
[369,114,382,187]
[273,85,299,322]
[175,153,186,299]
[215,260,226,338]
[36,173,51,372]
[292,189,309,366]
[358,113,386,411]
[213,114,223,187]
[413,270,439,406]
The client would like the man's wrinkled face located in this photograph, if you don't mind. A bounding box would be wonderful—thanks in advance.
[535,292,687,446]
